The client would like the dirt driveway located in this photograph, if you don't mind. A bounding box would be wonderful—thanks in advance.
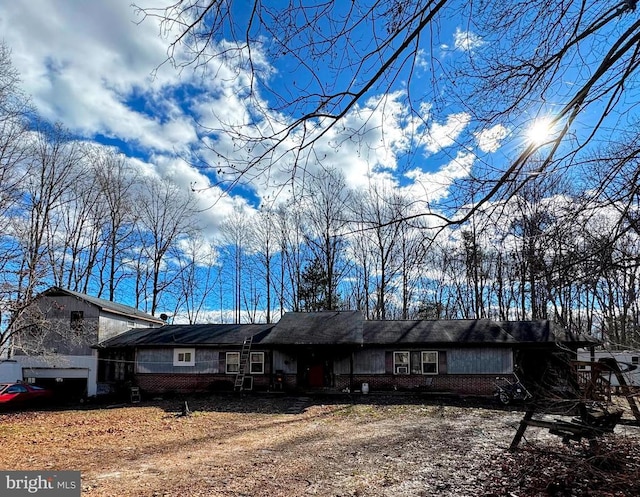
[1,395,639,496]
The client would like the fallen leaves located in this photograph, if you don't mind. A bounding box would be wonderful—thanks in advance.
[0,396,638,496]
[485,436,640,496]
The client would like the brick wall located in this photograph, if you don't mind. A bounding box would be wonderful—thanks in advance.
[336,374,498,396]
[135,372,500,396]
[135,373,271,394]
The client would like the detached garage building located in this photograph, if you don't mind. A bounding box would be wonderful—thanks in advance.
[12,287,164,398]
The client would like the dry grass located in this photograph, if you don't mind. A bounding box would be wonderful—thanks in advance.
[1,395,639,496]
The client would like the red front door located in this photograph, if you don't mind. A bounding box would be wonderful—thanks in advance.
[308,364,324,388]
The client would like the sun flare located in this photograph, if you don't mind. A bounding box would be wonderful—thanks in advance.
[526,118,554,146]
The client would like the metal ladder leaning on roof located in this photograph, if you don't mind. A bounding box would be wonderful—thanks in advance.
[234,336,253,392]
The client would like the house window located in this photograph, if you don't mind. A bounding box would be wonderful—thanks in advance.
[393,351,410,375]
[173,348,195,367]
[421,351,439,374]
[226,352,240,374]
[70,311,84,331]
[250,352,264,374]
[632,356,639,365]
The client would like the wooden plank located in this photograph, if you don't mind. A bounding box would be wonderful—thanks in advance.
[510,404,623,451]
[509,409,534,451]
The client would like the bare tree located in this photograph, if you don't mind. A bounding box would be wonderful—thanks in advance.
[91,150,140,301]
[0,43,32,343]
[0,43,31,223]
[397,216,431,319]
[45,145,105,294]
[249,206,277,323]
[300,168,352,311]
[135,176,200,315]
[347,213,375,317]
[220,205,250,323]
[273,202,308,315]
[584,137,640,346]
[13,122,86,303]
[172,233,219,324]
[351,183,406,319]
[2,121,87,358]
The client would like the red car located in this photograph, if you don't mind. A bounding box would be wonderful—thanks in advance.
[0,382,53,406]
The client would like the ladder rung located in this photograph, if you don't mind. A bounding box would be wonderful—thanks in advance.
[234,336,253,391]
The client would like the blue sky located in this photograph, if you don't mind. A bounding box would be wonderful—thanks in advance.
[0,0,515,240]
[3,1,639,326]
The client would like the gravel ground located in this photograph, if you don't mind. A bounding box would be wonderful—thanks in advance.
[1,394,639,496]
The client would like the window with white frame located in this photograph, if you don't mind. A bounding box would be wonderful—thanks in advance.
[421,351,438,374]
[393,351,410,374]
[173,348,195,367]
[250,352,265,374]
[226,352,240,374]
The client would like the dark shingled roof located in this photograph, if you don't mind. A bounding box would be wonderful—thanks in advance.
[364,319,516,345]
[42,287,164,324]
[98,323,274,348]
[260,311,363,345]
[97,311,597,349]
[498,321,597,345]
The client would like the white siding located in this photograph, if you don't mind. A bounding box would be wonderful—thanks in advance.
[577,349,640,386]
[99,311,162,342]
[0,360,22,383]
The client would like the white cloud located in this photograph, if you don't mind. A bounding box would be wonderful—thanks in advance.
[0,1,197,153]
[453,27,485,52]
[421,112,471,154]
[403,151,474,203]
[143,153,251,237]
[195,89,418,201]
[414,49,430,72]
[474,124,509,153]
[0,1,489,239]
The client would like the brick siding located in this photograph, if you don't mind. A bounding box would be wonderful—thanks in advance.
[135,372,499,396]
[336,374,498,396]
[135,373,271,393]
